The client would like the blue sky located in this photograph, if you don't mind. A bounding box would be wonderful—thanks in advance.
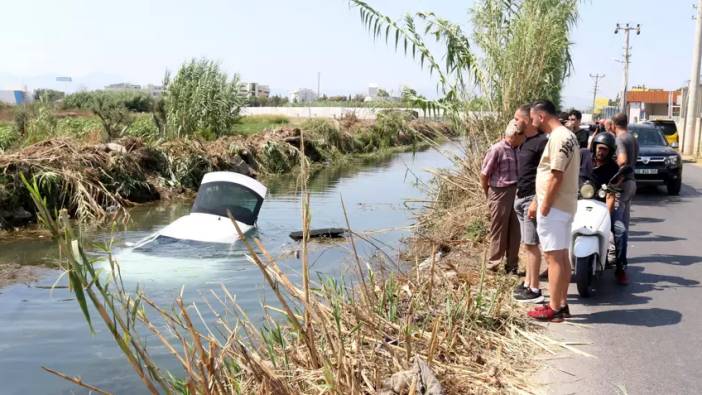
[0,0,696,108]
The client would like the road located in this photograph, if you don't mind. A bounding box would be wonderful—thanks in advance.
[540,163,702,394]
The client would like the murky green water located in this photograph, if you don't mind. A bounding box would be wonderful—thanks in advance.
[0,143,459,394]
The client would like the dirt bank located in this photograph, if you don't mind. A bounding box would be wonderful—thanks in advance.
[0,116,454,230]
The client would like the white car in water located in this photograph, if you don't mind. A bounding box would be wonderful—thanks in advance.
[135,171,266,247]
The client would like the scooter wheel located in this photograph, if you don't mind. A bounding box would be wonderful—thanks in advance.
[575,255,596,298]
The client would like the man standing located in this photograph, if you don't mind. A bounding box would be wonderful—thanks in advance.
[526,100,580,322]
[480,120,525,274]
[612,112,639,285]
[568,109,590,149]
[512,105,548,303]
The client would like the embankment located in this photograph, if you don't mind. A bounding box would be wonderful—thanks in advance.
[0,116,454,230]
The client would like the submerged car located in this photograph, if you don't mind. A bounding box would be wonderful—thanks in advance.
[630,124,683,195]
[135,171,266,246]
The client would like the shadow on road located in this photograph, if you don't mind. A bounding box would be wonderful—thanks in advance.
[633,181,702,207]
[629,216,664,225]
[568,307,682,327]
[567,266,699,310]
[629,234,686,243]
[628,254,702,267]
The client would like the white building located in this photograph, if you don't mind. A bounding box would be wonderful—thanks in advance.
[289,88,317,103]
[240,82,270,98]
[0,88,32,105]
[367,83,379,99]
[144,84,165,97]
[105,82,142,92]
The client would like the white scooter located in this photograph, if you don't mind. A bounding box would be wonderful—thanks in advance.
[570,167,630,297]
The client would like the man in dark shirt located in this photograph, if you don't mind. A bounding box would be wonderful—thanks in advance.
[612,112,639,285]
[588,132,619,211]
[512,104,548,303]
[567,109,590,149]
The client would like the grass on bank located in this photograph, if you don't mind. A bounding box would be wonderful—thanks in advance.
[231,115,293,135]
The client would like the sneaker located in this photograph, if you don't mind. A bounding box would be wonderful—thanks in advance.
[615,268,629,286]
[514,288,544,304]
[513,283,527,295]
[527,305,567,322]
[532,304,571,317]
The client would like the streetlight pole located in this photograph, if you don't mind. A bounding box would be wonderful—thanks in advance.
[614,23,640,114]
[589,73,605,114]
[683,0,702,156]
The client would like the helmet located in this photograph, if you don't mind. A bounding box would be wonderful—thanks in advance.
[591,132,616,160]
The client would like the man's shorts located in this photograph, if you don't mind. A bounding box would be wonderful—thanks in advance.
[536,206,573,252]
[514,195,539,245]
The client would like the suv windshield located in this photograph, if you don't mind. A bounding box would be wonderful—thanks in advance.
[631,126,667,147]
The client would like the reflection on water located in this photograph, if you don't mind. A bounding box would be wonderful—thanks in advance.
[0,142,460,394]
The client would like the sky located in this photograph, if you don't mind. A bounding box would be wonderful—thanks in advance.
[0,0,696,109]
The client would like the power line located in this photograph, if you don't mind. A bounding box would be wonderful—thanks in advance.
[589,73,605,114]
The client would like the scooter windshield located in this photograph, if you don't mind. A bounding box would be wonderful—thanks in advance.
[191,181,264,225]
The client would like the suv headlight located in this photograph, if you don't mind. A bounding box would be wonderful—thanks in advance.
[665,155,681,167]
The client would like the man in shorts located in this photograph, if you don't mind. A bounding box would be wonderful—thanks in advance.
[526,100,580,322]
[512,104,548,303]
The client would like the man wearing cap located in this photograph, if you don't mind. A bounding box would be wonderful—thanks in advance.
[480,120,526,274]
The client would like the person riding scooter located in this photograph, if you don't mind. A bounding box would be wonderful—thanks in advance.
[587,132,619,212]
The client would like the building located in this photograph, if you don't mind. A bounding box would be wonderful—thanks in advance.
[625,87,682,123]
[105,82,142,92]
[144,84,165,97]
[289,88,317,103]
[0,89,32,105]
[240,82,270,98]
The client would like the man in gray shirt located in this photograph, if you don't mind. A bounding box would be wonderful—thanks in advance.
[612,112,639,285]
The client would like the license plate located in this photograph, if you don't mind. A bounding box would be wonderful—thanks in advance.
[635,168,658,175]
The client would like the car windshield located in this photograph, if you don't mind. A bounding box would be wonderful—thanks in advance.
[191,181,263,225]
[631,127,667,146]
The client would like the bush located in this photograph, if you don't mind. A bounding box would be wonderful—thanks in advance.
[25,104,58,145]
[88,92,133,140]
[164,58,246,138]
[56,117,103,139]
[124,115,159,139]
[0,123,18,151]
[33,89,65,103]
[372,110,414,148]
[62,91,94,110]
[63,91,153,113]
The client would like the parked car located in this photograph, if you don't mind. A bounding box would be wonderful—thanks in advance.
[643,119,679,148]
[630,124,683,195]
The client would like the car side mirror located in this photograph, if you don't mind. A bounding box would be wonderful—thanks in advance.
[671,142,679,149]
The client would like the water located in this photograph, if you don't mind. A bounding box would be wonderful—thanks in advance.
[0,143,459,394]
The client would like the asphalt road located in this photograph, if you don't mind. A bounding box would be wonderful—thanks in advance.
[540,163,702,394]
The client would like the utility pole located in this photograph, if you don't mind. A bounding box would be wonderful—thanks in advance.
[683,0,702,156]
[317,72,321,98]
[614,23,640,114]
[589,73,605,114]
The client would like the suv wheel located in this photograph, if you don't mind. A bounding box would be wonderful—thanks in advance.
[667,178,682,195]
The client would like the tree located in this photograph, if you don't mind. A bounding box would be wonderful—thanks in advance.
[33,89,65,103]
[349,0,578,121]
[377,88,390,98]
[89,92,133,140]
[163,58,246,138]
